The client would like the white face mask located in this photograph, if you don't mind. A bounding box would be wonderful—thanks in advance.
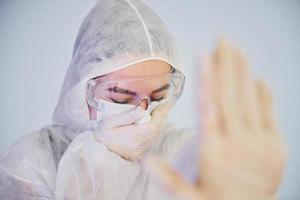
[95,98,166,124]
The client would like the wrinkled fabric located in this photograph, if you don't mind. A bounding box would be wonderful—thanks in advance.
[0,124,197,199]
[0,126,71,199]
[0,0,197,199]
[55,126,197,200]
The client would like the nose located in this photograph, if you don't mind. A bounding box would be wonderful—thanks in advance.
[138,99,149,110]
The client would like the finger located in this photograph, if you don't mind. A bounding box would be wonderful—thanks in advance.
[200,55,221,136]
[235,49,261,131]
[214,38,240,136]
[125,103,172,137]
[144,156,205,200]
[255,80,278,133]
[149,103,172,127]
[151,102,172,118]
[136,130,158,148]
[199,55,223,179]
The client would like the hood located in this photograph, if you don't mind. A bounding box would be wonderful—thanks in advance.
[52,0,184,139]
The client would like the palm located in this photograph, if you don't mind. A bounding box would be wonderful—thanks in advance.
[200,130,285,199]
[145,39,286,200]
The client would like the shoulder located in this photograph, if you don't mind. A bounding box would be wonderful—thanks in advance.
[0,125,71,189]
[1,125,70,164]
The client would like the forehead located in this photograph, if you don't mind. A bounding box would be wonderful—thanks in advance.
[93,60,171,94]
[104,59,172,79]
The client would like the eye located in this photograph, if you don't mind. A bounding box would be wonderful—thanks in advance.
[110,98,129,104]
[151,96,165,102]
[151,91,168,102]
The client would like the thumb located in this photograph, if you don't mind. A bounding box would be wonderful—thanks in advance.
[144,156,205,200]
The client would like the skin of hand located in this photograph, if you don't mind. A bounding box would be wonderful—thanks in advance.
[94,102,172,160]
[144,39,287,200]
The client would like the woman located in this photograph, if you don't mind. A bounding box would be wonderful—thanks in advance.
[0,0,286,199]
[0,0,196,199]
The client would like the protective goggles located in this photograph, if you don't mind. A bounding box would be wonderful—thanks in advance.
[86,72,185,109]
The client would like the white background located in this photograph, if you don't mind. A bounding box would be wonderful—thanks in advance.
[0,0,299,198]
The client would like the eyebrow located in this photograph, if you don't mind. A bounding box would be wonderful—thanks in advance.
[107,87,137,96]
[107,84,170,96]
[151,83,170,94]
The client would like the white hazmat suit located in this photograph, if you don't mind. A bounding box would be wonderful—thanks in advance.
[0,0,197,199]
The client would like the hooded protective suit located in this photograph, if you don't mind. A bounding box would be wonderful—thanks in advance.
[0,0,197,199]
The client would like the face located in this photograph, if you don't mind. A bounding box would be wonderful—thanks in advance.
[88,60,172,120]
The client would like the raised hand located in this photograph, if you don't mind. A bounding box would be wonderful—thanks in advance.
[145,39,287,200]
